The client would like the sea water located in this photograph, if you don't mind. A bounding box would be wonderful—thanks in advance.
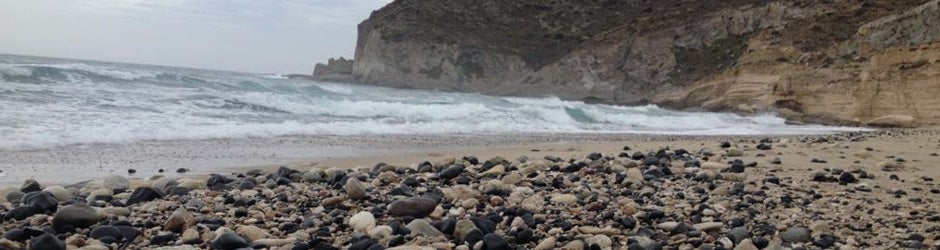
[0,54,863,150]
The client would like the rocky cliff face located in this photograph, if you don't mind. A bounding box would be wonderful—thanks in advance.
[351,0,940,126]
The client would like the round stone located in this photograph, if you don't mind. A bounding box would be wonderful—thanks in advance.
[52,204,100,231]
[210,232,249,250]
[388,197,437,218]
[349,211,376,232]
[29,233,64,250]
[780,227,811,243]
[345,178,369,200]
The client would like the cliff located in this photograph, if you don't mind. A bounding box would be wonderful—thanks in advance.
[350,0,940,127]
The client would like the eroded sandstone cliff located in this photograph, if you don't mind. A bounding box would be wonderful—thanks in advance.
[349,0,940,126]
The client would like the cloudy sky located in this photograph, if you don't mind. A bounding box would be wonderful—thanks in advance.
[0,0,391,73]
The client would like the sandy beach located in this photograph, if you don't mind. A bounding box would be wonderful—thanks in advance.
[0,129,938,249]
[0,133,825,186]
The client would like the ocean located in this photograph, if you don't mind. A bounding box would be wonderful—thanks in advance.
[0,54,862,150]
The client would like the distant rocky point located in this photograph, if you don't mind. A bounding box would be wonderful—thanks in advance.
[293,57,355,82]
[315,0,940,127]
[314,57,353,76]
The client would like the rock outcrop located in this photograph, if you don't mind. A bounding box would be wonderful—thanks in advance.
[346,0,940,126]
[310,57,355,82]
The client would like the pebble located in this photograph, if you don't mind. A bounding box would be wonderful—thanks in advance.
[345,178,369,200]
[165,208,196,233]
[41,186,71,202]
[482,165,505,176]
[454,219,483,243]
[482,233,510,250]
[321,195,346,206]
[20,179,41,193]
[302,170,324,183]
[126,187,163,205]
[561,239,585,250]
[854,183,873,192]
[550,194,578,205]
[693,222,724,232]
[406,219,445,237]
[839,172,858,183]
[779,227,811,243]
[5,190,25,204]
[388,197,438,217]
[460,198,479,209]
[734,239,759,250]
[440,165,465,179]
[585,234,612,249]
[728,226,748,244]
[29,233,64,250]
[90,226,124,243]
[349,211,376,232]
[235,225,268,242]
[367,225,393,240]
[52,204,100,231]
[181,228,201,244]
[21,191,58,213]
[534,237,557,250]
[210,231,249,250]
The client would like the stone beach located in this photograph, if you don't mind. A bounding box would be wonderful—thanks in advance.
[0,130,938,249]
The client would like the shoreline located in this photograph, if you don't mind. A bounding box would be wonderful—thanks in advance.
[0,132,852,186]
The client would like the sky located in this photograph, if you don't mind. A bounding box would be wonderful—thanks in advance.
[0,0,392,74]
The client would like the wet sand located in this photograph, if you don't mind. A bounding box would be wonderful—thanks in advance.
[0,133,752,185]
[3,131,939,187]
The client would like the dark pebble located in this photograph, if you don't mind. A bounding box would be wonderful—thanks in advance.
[151,232,177,246]
[21,191,57,213]
[839,172,858,184]
[90,226,124,242]
[387,197,437,218]
[210,232,249,250]
[439,165,465,180]
[2,229,27,241]
[20,180,41,193]
[471,217,497,234]
[5,206,38,221]
[813,234,838,248]
[126,187,164,205]
[29,233,64,250]
[482,233,510,250]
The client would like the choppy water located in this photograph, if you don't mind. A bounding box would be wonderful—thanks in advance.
[0,54,862,149]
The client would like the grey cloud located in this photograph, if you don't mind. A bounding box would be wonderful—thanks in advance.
[0,0,391,73]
